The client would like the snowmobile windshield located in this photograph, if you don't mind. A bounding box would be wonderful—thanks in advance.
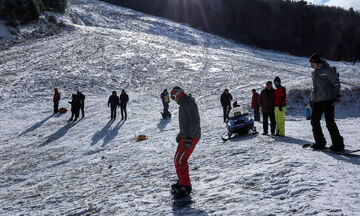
[228,106,249,119]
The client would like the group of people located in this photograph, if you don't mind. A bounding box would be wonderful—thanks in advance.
[53,89,129,121]
[53,89,85,121]
[50,53,344,198]
[108,89,129,121]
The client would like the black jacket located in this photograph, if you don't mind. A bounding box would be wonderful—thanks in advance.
[108,95,120,108]
[220,93,233,107]
[78,93,85,105]
[120,93,129,106]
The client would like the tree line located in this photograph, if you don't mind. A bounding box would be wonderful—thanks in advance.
[0,0,67,25]
[100,0,360,62]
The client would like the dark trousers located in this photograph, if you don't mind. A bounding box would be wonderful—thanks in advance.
[263,112,275,134]
[54,102,59,113]
[223,106,230,122]
[254,106,260,121]
[70,109,79,120]
[121,104,127,120]
[311,101,343,147]
[111,107,117,120]
[80,104,84,117]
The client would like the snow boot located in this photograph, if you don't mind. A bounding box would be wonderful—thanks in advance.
[171,184,192,197]
[329,144,344,152]
[310,143,326,150]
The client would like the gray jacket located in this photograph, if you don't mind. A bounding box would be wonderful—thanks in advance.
[311,61,340,103]
[177,94,201,139]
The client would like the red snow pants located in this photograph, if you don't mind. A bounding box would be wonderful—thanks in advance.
[174,137,200,186]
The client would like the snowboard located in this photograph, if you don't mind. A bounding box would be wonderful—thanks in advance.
[303,144,360,156]
[161,111,171,119]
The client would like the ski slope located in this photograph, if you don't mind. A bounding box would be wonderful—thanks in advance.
[1,0,360,215]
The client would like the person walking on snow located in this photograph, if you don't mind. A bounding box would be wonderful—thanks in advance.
[108,91,120,120]
[220,89,233,123]
[53,88,61,114]
[161,89,171,118]
[309,53,344,152]
[120,89,129,120]
[251,89,260,121]
[77,91,85,118]
[274,76,287,136]
[170,86,201,197]
[259,81,276,135]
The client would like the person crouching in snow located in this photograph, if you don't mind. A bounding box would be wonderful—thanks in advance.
[170,86,201,197]
[273,76,287,136]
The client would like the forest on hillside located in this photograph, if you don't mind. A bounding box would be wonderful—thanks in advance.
[101,0,360,62]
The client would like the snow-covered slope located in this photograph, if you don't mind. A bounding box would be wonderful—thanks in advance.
[1,0,360,215]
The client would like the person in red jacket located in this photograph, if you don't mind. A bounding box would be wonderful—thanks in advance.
[273,76,287,136]
[251,89,260,121]
[53,88,61,114]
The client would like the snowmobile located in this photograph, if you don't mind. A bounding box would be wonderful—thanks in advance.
[222,105,257,141]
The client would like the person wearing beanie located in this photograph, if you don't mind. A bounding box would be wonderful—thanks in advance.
[220,89,233,123]
[259,81,276,135]
[53,88,61,114]
[309,53,344,152]
[273,76,287,136]
[251,89,260,121]
[170,86,201,197]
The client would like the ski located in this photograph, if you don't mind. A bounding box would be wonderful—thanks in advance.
[303,144,360,156]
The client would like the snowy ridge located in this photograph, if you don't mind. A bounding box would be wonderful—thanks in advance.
[1,0,360,215]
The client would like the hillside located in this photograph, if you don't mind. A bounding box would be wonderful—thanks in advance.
[1,0,360,215]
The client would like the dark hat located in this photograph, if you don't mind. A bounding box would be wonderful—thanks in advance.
[274,76,281,84]
[266,81,272,86]
[309,53,323,63]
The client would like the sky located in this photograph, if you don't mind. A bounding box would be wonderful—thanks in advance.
[305,0,360,10]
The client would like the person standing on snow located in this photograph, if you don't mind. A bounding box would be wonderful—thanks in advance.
[170,86,201,197]
[69,94,80,121]
[161,89,171,118]
[108,91,120,120]
[77,91,85,118]
[273,76,287,136]
[309,53,344,152]
[251,89,260,121]
[259,81,276,135]
[120,89,129,120]
[220,89,233,123]
[53,88,61,114]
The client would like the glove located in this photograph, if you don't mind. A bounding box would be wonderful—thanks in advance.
[279,106,283,112]
[176,134,181,143]
[332,96,340,106]
[184,137,193,149]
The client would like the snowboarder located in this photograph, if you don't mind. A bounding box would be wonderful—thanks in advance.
[170,86,201,197]
[108,91,120,120]
[309,53,344,152]
[251,89,260,121]
[161,89,171,118]
[273,76,287,136]
[220,89,233,123]
[69,94,80,121]
[120,89,129,120]
[77,91,85,118]
[259,81,276,135]
[53,88,61,114]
